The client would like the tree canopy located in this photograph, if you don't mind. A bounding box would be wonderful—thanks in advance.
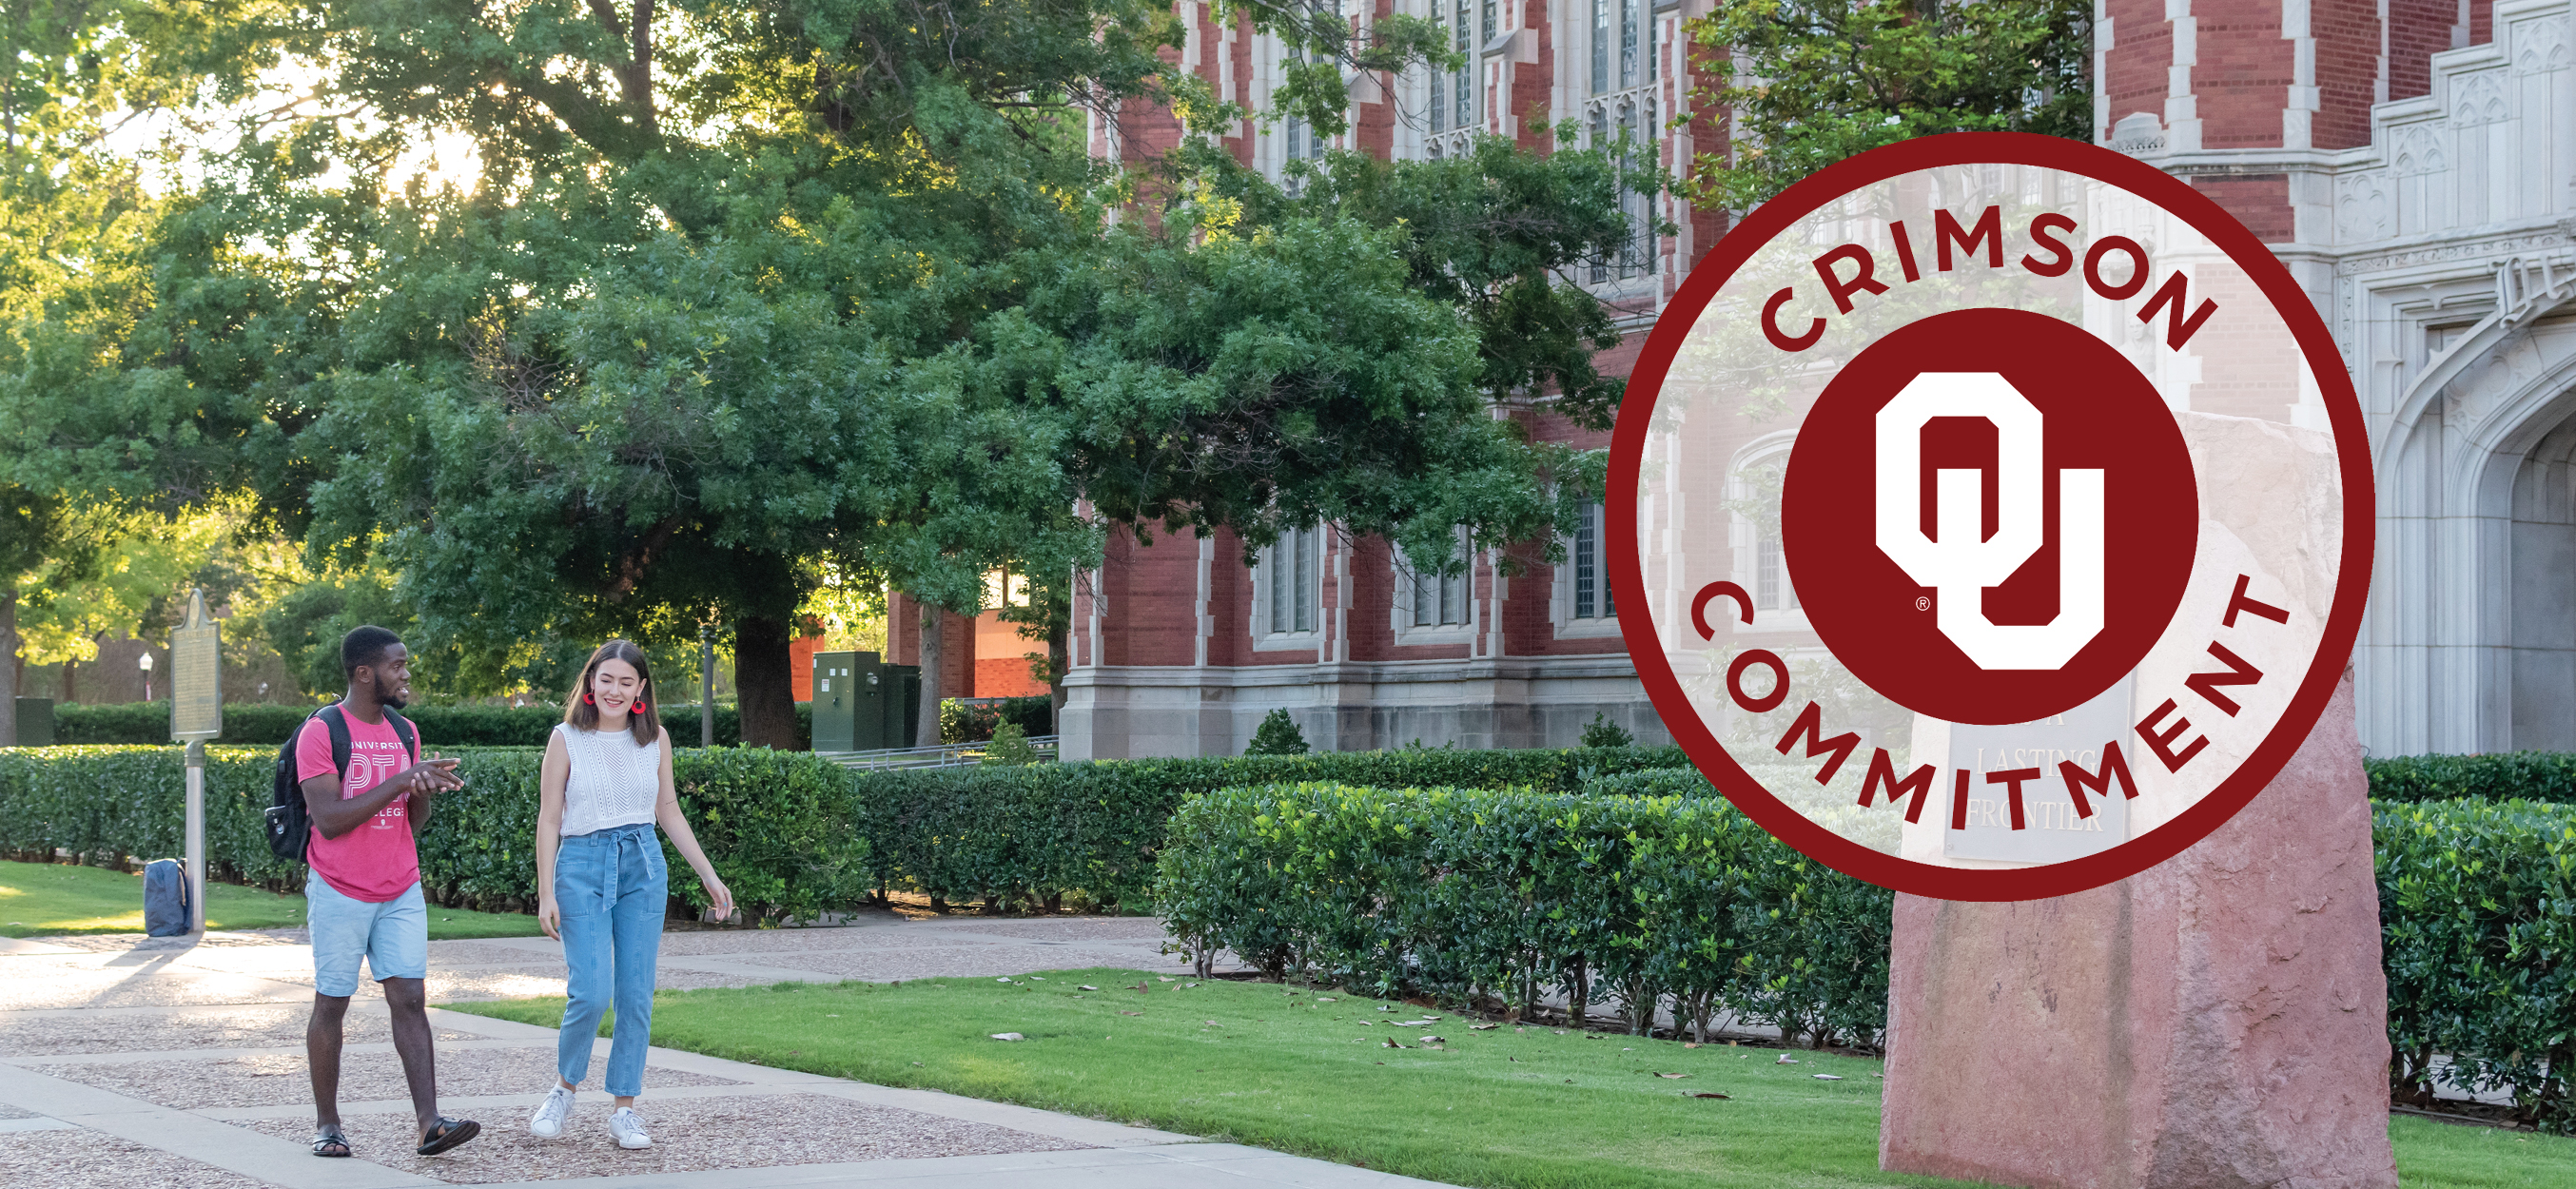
[0,0,1646,745]
[1687,0,2091,210]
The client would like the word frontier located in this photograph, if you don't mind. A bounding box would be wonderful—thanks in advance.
[1760,205,2219,355]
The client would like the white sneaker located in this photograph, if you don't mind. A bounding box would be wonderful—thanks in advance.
[607,1106,651,1150]
[528,1085,574,1139]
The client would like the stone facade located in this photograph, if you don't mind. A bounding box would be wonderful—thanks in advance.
[2105,0,2576,755]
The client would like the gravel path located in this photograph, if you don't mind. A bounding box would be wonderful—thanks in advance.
[0,908,1412,1189]
[238,1092,1091,1183]
[0,1128,272,1189]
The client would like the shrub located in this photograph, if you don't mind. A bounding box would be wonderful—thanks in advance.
[1245,710,1309,755]
[2377,798,2576,1133]
[939,697,1054,744]
[2366,752,2576,804]
[849,745,1691,910]
[50,701,812,750]
[981,722,1039,767]
[1154,782,1892,1047]
[0,745,865,925]
[1579,711,1634,749]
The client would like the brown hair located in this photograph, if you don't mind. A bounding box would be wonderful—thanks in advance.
[562,639,662,745]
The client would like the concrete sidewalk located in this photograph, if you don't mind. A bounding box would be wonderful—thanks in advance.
[0,915,1438,1188]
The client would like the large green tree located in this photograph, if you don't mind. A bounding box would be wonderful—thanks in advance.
[54,0,1644,747]
[0,0,273,742]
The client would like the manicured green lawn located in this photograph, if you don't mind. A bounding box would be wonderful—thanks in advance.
[448,968,2576,1189]
[0,859,545,940]
[2391,1115,2576,1188]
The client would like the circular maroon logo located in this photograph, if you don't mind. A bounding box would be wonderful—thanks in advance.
[1608,133,2373,900]
[1782,307,2199,725]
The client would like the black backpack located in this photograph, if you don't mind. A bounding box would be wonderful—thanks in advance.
[264,704,419,864]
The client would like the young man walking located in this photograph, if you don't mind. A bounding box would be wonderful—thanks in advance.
[301,625,478,1158]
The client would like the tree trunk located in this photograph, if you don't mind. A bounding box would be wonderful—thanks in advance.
[0,587,19,747]
[734,614,797,749]
[915,603,943,747]
[1047,625,1067,721]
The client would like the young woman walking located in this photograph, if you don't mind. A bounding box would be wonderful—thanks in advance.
[528,640,733,1149]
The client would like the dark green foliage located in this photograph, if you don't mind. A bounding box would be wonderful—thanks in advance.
[2377,799,2576,1133]
[1685,0,2094,211]
[1153,783,1892,1047]
[981,722,1039,767]
[849,746,1688,910]
[1245,710,1309,756]
[1578,712,1633,750]
[939,697,1055,744]
[2366,752,2576,805]
[51,701,811,749]
[0,744,863,925]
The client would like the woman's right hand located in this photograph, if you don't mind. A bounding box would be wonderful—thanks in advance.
[537,895,561,941]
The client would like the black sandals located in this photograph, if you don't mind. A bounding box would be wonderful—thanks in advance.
[415,1116,481,1156]
[311,1124,350,1158]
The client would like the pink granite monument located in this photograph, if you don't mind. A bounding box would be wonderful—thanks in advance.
[1879,673,2396,1188]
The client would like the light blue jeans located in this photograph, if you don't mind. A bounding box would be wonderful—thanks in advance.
[554,822,666,1098]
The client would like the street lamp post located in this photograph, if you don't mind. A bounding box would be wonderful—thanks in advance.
[139,652,154,702]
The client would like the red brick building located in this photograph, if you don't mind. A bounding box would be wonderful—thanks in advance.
[1003,0,1734,758]
[905,0,2576,761]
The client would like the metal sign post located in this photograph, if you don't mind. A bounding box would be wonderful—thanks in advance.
[170,590,223,934]
[700,628,714,747]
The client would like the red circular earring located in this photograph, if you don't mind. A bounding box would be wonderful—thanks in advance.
[584,692,595,705]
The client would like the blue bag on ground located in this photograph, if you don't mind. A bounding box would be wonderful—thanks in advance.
[143,859,191,937]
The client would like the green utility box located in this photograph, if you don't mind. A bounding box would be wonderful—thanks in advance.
[810,652,921,751]
[10,697,53,747]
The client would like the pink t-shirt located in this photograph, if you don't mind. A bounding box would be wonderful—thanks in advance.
[296,711,421,903]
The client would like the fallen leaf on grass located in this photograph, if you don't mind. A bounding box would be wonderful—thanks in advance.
[1317,997,1336,1002]
[1159,976,1176,982]
[996,978,1014,984]
[1382,1039,1411,1049]
[1079,985,1100,991]
[1688,1092,1731,1100]
[990,1033,1024,1042]
[1655,1073,1688,1079]
[1775,1055,1799,1064]
[1204,1020,1221,1026]
[1419,1036,1445,1043]
[1470,1023,1498,1030]
[1813,1074,1844,1081]
[1682,1042,1698,1049]
[1119,1011,1143,1017]
[1356,1021,1374,1026]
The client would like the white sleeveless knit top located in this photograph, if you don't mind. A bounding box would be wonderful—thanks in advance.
[555,722,662,837]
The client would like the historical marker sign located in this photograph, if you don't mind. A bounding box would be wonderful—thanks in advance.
[1609,133,2371,900]
[170,590,222,742]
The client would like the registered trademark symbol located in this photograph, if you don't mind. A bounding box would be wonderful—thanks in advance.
[1914,595,1931,612]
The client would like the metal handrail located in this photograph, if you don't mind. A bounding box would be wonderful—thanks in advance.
[818,735,1061,770]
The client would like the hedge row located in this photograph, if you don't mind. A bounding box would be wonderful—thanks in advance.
[0,742,1688,917]
[2378,798,2575,1131]
[2364,752,2576,804]
[849,746,1690,909]
[0,745,867,925]
[1153,783,1893,1047]
[50,701,812,750]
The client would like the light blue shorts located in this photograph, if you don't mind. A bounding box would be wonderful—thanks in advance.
[306,877,428,996]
